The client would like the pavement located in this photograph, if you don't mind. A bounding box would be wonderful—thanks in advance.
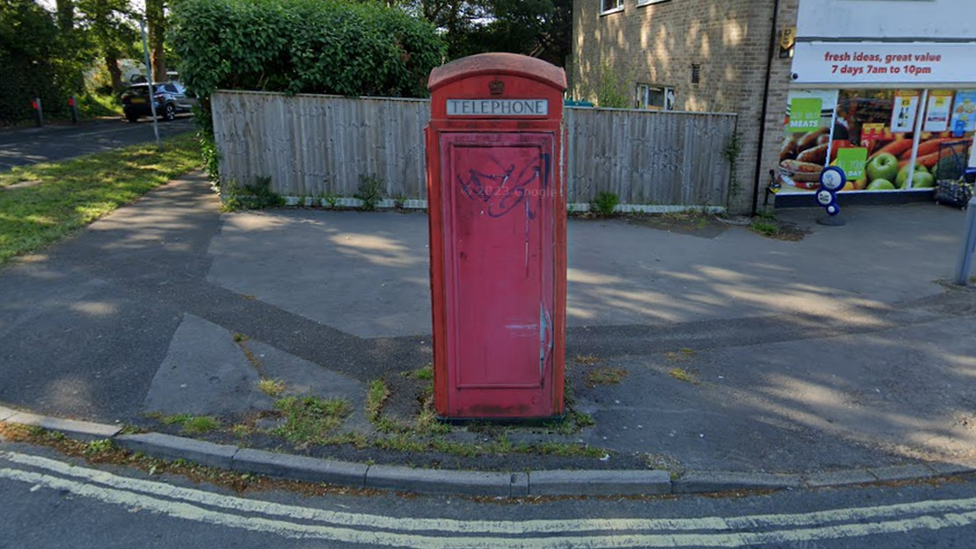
[0,117,195,171]
[2,171,976,496]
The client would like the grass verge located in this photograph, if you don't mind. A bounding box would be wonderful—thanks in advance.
[0,132,200,265]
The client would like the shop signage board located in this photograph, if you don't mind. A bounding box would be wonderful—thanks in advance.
[792,42,976,85]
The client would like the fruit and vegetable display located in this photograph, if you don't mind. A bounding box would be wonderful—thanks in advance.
[778,90,975,193]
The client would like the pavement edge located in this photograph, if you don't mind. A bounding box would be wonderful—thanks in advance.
[2,406,975,498]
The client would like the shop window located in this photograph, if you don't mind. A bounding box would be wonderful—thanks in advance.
[774,88,975,195]
[636,84,675,110]
[601,0,623,14]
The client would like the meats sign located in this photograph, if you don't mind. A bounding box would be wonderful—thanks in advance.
[792,42,976,85]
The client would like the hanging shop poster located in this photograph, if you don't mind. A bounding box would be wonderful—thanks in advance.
[834,90,923,191]
[923,90,954,133]
[891,90,921,133]
[778,90,839,193]
[950,91,976,135]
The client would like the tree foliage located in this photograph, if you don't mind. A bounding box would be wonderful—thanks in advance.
[0,0,79,122]
[376,0,572,65]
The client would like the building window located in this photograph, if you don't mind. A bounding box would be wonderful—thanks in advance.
[637,0,670,6]
[601,0,624,14]
[691,64,702,84]
[636,84,675,110]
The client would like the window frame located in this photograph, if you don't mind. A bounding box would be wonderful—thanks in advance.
[636,0,671,6]
[600,0,624,15]
[636,83,675,111]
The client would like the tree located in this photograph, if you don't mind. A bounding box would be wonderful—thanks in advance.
[0,0,72,122]
[78,0,137,91]
[374,0,572,65]
[145,0,165,81]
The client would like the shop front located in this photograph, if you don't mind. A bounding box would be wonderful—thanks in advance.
[774,40,976,200]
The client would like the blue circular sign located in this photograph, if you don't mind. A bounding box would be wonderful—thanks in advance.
[820,166,847,192]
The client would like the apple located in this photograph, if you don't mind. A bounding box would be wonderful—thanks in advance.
[866,179,896,191]
[896,163,928,189]
[912,171,936,189]
[866,153,899,184]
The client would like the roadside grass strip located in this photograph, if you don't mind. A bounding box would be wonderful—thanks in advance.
[0,133,200,264]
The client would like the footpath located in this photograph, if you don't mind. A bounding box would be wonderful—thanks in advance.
[1,172,975,496]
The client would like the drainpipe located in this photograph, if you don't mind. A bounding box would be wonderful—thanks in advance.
[751,0,782,216]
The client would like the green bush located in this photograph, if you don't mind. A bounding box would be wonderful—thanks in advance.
[171,0,445,181]
[591,191,620,216]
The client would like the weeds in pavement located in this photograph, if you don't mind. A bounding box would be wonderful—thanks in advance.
[354,174,384,211]
[750,220,780,237]
[402,364,434,380]
[586,366,628,387]
[591,191,620,217]
[273,396,351,445]
[0,133,200,265]
[158,414,221,435]
[258,379,286,398]
[573,354,602,366]
[231,424,253,438]
[0,422,377,497]
[668,367,700,384]
[366,379,391,423]
[222,176,286,212]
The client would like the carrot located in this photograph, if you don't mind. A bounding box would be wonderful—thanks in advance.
[871,138,913,159]
[916,151,942,169]
[899,152,941,170]
[900,138,964,160]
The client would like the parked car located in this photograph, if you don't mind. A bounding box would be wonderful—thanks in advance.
[121,82,196,122]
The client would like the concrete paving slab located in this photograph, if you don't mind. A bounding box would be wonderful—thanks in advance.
[115,433,237,469]
[804,470,878,488]
[868,465,941,482]
[142,314,272,416]
[206,205,963,339]
[511,472,529,497]
[365,464,512,496]
[529,469,671,496]
[672,471,803,494]
[926,462,976,476]
[232,448,367,487]
[0,407,17,422]
[5,412,121,441]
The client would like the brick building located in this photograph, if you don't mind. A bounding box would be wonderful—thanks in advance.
[571,0,976,213]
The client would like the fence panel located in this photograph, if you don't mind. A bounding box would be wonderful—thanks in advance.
[212,91,737,207]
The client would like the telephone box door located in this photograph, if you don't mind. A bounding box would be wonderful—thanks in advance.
[440,132,555,418]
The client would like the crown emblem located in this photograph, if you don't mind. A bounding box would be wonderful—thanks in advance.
[488,79,505,95]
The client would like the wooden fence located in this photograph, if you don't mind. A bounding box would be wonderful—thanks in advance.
[212,90,737,207]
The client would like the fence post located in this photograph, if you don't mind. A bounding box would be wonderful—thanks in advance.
[954,197,976,286]
[69,96,79,124]
[32,98,43,127]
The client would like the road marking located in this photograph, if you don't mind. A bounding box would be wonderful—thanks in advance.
[3,451,976,536]
[3,464,976,548]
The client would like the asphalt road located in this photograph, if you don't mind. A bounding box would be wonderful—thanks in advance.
[2,440,976,549]
[0,116,196,171]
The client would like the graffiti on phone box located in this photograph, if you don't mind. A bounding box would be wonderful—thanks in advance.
[457,153,551,218]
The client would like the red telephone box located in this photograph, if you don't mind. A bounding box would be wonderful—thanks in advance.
[426,53,567,420]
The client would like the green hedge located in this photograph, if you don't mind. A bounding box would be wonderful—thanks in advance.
[170,0,444,100]
[170,0,444,184]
